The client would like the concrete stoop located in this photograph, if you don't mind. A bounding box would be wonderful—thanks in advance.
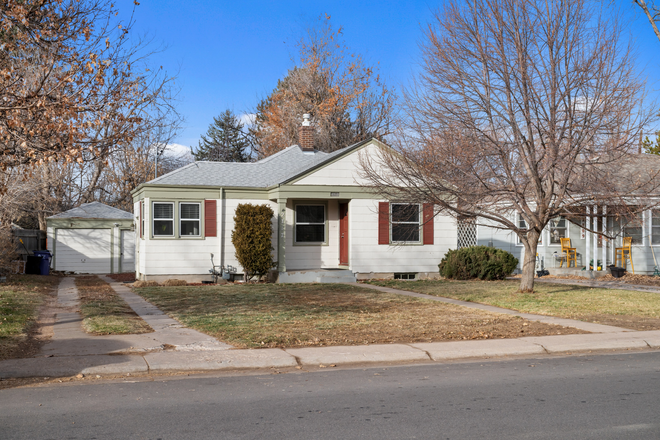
[278,269,357,283]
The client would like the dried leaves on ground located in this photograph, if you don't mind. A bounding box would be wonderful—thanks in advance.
[134,283,584,349]
[76,276,152,335]
[368,279,660,331]
[0,275,59,361]
[598,273,660,287]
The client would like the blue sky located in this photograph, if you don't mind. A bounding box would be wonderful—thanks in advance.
[119,1,660,153]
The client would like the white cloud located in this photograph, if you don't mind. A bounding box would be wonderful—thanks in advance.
[164,143,193,160]
[239,113,256,128]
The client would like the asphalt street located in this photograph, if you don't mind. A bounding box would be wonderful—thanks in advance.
[2,351,660,440]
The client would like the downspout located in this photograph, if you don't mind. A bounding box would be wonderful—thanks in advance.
[220,188,225,270]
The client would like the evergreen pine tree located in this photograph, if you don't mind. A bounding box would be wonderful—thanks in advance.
[193,110,251,162]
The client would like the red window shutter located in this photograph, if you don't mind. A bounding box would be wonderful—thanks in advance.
[378,202,390,245]
[139,201,143,238]
[423,203,434,245]
[205,200,217,237]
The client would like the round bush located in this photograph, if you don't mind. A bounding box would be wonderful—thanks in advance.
[439,246,518,281]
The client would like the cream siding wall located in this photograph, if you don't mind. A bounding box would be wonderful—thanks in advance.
[137,197,220,277]
[348,199,456,273]
[285,199,341,270]
[293,143,385,186]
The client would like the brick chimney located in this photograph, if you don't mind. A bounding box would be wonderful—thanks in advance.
[298,113,314,152]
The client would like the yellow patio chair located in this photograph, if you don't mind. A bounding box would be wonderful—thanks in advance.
[615,237,634,274]
[560,238,577,268]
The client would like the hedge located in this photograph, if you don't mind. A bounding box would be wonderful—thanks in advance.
[439,246,518,280]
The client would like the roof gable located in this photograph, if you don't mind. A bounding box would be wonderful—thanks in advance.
[287,139,390,186]
[48,202,133,220]
[137,139,383,190]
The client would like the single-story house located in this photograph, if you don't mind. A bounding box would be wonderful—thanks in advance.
[46,202,135,274]
[131,114,660,281]
[131,126,458,283]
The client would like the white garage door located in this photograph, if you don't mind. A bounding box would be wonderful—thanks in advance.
[55,228,111,274]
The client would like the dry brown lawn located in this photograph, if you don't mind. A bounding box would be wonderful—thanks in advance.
[134,283,585,349]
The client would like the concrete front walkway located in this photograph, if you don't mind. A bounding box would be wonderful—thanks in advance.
[40,277,231,358]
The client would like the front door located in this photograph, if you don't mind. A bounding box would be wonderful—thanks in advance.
[339,203,349,266]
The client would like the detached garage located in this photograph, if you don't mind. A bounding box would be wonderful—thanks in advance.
[47,202,135,274]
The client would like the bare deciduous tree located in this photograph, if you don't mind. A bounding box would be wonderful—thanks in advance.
[0,0,176,174]
[635,0,660,41]
[360,0,659,291]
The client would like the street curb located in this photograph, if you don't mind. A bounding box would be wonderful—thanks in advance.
[0,355,148,379]
[144,349,298,372]
[4,332,660,379]
[285,344,430,366]
[410,339,546,360]
[520,333,650,353]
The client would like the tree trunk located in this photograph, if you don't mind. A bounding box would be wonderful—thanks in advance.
[519,231,540,292]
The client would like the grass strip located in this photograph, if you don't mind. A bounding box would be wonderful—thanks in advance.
[76,276,152,335]
[134,283,585,349]
[367,279,660,331]
[0,275,59,360]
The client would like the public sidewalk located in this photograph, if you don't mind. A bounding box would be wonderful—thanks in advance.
[2,278,660,380]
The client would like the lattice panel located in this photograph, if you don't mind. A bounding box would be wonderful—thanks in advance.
[457,218,477,249]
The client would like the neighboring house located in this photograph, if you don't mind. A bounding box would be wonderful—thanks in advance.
[477,206,660,275]
[476,153,660,275]
[46,202,135,274]
[131,128,457,283]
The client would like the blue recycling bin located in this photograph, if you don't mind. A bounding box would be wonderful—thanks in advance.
[32,250,52,275]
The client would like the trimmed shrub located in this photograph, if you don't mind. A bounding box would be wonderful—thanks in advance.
[232,203,275,282]
[439,246,518,281]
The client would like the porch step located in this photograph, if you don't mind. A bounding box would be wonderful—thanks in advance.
[278,269,357,284]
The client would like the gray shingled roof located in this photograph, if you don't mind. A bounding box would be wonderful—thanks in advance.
[146,141,365,187]
[48,202,133,220]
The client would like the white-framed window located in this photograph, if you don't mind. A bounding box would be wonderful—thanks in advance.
[623,211,644,245]
[391,203,421,243]
[652,209,660,245]
[153,202,174,236]
[180,202,201,236]
[517,214,542,245]
[295,205,325,243]
[549,216,567,245]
